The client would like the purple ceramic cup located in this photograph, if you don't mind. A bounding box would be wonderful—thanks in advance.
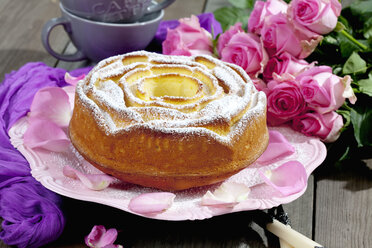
[41,3,163,62]
[60,0,174,23]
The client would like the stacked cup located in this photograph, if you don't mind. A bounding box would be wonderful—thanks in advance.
[42,0,174,62]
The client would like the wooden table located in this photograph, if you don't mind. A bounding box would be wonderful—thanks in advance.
[0,0,371,247]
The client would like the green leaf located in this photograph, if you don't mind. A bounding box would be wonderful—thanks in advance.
[337,15,350,30]
[213,7,250,31]
[323,35,339,46]
[358,73,372,97]
[350,97,372,147]
[363,17,372,39]
[337,32,362,58]
[337,109,351,131]
[342,52,367,75]
[333,66,343,75]
[212,34,221,57]
[338,146,351,162]
[228,0,254,9]
[350,0,372,22]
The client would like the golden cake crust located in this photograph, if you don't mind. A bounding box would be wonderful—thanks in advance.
[69,51,268,190]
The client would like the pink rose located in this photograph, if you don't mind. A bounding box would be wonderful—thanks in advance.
[220,32,268,77]
[263,52,314,82]
[260,13,322,59]
[217,23,244,56]
[162,15,213,56]
[297,66,346,114]
[252,78,267,92]
[265,79,306,125]
[288,0,342,35]
[292,111,343,142]
[248,0,288,35]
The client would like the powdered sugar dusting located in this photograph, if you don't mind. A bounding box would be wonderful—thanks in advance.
[76,51,267,143]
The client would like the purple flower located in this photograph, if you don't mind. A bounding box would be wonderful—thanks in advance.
[154,19,179,43]
[197,12,223,38]
[155,12,222,42]
[0,177,65,248]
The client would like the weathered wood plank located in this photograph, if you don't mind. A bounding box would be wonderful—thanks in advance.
[0,0,69,81]
[314,160,372,247]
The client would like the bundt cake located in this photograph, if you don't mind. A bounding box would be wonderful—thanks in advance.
[69,51,268,190]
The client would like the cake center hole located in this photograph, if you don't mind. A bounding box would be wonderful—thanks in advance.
[143,75,199,98]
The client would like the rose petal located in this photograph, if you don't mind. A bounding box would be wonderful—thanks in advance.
[23,119,70,152]
[258,161,307,196]
[128,192,176,214]
[29,87,72,127]
[299,35,323,59]
[64,72,85,86]
[85,225,122,248]
[62,85,76,110]
[341,75,357,104]
[201,182,250,207]
[257,130,295,164]
[162,15,213,56]
[63,165,114,191]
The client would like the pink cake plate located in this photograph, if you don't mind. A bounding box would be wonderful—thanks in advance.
[9,116,326,221]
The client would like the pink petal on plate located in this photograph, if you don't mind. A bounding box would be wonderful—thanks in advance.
[63,165,115,191]
[65,72,85,86]
[62,85,76,110]
[258,160,307,196]
[129,192,176,214]
[85,225,123,248]
[201,182,250,207]
[23,119,70,152]
[29,87,72,127]
[256,130,295,165]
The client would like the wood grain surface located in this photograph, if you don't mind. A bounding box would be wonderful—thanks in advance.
[0,0,68,81]
[0,0,371,248]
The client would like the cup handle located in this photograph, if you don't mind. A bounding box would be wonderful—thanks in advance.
[41,17,87,62]
[145,0,175,14]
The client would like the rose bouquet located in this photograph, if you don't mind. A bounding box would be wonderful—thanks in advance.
[160,0,372,167]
